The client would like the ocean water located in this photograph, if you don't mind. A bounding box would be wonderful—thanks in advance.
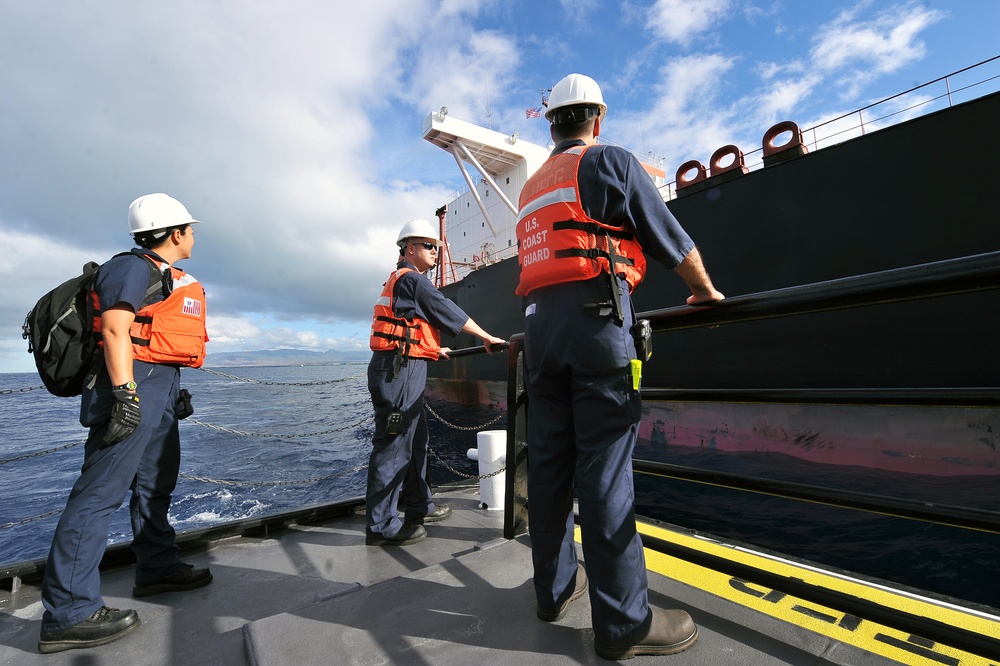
[0,365,380,566]
[2,366,998,610]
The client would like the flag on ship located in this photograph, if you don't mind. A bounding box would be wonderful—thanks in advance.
[525,107,542,118]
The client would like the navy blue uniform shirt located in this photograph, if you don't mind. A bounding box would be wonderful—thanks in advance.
[556,139,695,269]
[391,261,468,338]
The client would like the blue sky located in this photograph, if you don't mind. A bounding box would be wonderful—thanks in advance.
[1,0,999,373]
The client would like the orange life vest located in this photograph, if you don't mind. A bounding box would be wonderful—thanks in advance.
[92,256,208,368]
[515,145,646,297]
[369,268,441,360]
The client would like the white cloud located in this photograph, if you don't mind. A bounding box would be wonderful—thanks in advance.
[0,1,489,372]
[811,1,946,98]
[755,73,824,121]
[614,53,738,173]
[607,0,950,181]
[647,0,733,46]
[205,315,263,345]
[558,0,601,26]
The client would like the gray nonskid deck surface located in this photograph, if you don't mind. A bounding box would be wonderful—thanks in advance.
[243,533,898,666]
[0,486,903,665]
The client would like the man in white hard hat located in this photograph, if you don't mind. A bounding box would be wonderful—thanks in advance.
[38,193,212,654]
[515,74,724,659]
[367,219,506,546]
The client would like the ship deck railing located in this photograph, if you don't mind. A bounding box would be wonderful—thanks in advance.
[658,54,1000,200]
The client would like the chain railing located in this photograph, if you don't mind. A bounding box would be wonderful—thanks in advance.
[422,388,507,480]
[178,463,369,488]
[423,400,504,431]
[427,447,505,480]
[0,440,85,465]
[186,415,373,439]
[196,366,366,386]
[0,509,66,531]
[0,384,46,395]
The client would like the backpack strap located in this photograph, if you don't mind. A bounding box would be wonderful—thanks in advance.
[92,253,172,329]
[130,253,172,324]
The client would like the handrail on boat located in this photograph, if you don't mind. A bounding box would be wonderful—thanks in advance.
[639,249,1000,331]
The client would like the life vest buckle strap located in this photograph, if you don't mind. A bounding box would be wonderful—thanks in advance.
[552,220,634,241]
[554,248,635,266]
[604,230,626,325]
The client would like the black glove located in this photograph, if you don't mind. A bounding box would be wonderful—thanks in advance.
[102,389,141,447]
[175,388,194,420]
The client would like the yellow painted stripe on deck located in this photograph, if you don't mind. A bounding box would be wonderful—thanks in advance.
[574,522,1000,666]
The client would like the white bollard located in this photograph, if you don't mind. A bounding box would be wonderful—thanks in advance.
[466,430,507,510]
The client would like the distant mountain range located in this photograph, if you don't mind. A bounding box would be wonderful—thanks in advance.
[204,348,369,367]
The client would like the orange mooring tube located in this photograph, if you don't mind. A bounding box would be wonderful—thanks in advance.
[675,160,707,189]
[709,144,748,177]
[762,120,808,158]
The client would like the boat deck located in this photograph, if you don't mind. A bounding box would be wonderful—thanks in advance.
[1,484,994,665]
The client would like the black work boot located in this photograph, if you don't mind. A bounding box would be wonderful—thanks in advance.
[38,606,140,654]
[133,563,213,597]
[366,523,427,546]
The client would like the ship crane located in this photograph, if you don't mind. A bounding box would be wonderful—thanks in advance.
[422,107,549,286]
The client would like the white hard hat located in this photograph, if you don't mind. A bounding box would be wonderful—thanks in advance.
[396,219,442,247]
[545,73,607,123]
[128,193,199,235]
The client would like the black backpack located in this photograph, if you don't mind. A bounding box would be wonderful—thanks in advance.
[22,253,167,397]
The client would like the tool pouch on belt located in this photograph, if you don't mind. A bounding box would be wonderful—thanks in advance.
[175,388,194,420]
[385,408,404,436]
[631,319,652,362]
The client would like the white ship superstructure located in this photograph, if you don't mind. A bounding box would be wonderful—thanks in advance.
[422,109,549,285]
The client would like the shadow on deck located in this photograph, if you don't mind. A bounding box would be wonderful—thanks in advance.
[0,484,986,665]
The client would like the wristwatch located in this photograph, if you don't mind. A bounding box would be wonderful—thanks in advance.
[113,381,138,392]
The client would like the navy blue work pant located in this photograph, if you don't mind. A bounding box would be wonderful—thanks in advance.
[41,362,183,630]
[523,277,651,642]
[366,352,437,537]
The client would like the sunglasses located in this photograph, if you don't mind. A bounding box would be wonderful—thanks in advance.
[412,242,438,251]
